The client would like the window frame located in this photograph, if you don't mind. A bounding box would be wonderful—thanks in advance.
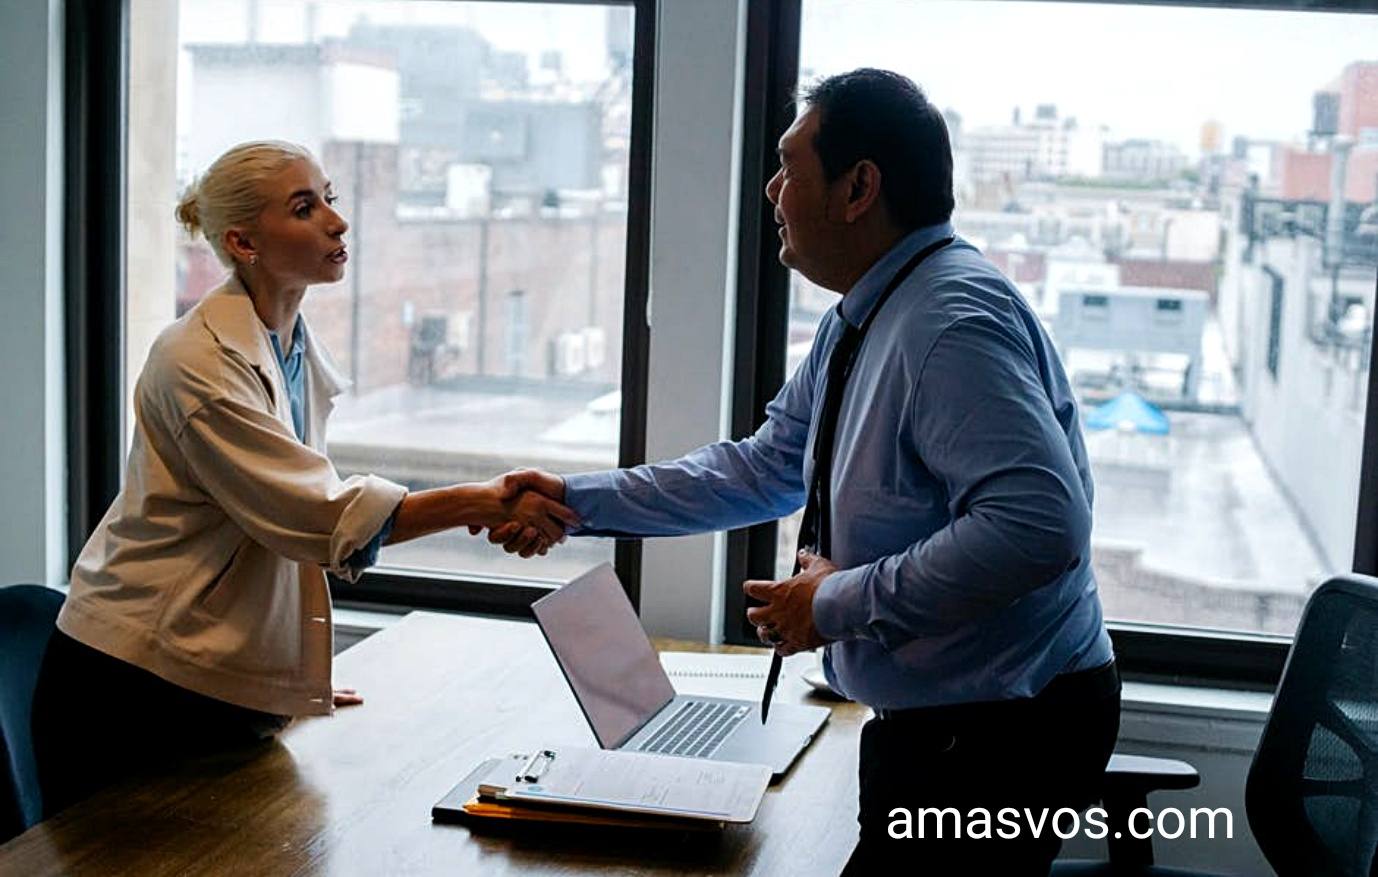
[67,0,657,619]
[66,0,130,574]
[722,0,1378,689]
[723,0,801,647]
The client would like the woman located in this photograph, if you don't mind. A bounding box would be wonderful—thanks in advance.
[31,140,576,815]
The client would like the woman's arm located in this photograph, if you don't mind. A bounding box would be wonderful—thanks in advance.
[179,394,577,569]
[387,476,579,556]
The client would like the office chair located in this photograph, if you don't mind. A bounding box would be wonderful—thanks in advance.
[1056,573,1378,876]
[0,584,63,844]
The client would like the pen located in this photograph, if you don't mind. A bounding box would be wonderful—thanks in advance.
[760,652,781,724]
[761,538,812,725]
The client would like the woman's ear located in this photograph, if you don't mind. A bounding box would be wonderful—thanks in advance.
[223,228,256,266]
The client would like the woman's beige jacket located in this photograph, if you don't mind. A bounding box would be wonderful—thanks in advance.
[60,276,406,717]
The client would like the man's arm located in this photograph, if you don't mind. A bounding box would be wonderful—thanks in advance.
[813,315,1091,650]
[502,321,831,540]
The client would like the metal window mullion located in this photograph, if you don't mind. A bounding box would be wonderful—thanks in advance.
[722,0,800,647]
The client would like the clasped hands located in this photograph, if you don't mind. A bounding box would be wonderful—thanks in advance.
[469,468,577,557]
[470,470,836,659]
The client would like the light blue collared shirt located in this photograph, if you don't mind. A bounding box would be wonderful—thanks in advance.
[564,222,1112,710]
[269,318,394,574]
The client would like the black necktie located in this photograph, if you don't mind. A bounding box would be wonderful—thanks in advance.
[760,236,953,724]
[795,321,860,564]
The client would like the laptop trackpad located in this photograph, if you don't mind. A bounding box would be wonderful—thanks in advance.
[716,704,828,777]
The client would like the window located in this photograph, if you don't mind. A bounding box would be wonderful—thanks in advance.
[729,0,1378,661]
[505,289,527,375]
[1265,266,1284,380]
[121,0,652,609]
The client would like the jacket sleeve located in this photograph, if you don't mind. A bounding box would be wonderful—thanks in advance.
[177,392,406,583]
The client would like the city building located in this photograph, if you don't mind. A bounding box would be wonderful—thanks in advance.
[962,103,1104,186]
[342,23,608,206]
[1102,138,1189,183]
[1215,63,1378,577]
[1275,61,1378,204]
[180,36,629,399]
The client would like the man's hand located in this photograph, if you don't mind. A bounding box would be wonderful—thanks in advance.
[743,550,837,656]
[468,469,575,558]
[496,468,567,504]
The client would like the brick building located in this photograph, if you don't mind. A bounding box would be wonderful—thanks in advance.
[179,139,628,396]
[1276,61,1378,204]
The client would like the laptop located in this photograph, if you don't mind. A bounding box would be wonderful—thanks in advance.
[531,563,831,780]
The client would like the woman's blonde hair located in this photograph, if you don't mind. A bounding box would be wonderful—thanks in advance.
[175,140,316,266]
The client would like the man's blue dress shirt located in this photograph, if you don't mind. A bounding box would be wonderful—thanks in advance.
[563,222,1113,710]
[269,318,394,574]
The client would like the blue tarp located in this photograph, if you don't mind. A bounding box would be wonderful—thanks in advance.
[1085,391,1170,435]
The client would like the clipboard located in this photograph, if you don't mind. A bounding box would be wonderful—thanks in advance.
[432,757,724,832]
[465,747,771,824]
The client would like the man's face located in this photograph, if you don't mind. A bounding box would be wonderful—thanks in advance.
[764,108,836,283]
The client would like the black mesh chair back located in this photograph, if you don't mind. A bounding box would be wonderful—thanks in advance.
[1246,574,1378,877]
[0,584,63,843]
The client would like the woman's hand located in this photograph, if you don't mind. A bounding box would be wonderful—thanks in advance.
[332,687,364,709]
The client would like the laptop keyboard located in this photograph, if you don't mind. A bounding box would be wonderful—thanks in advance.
[636,700,750,758]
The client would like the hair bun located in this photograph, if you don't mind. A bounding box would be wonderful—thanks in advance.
[175,185,201,236]
[177,142,314,265]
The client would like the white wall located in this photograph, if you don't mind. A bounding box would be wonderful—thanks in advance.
[323,62,399,145]
[1241,236,1366,572]
[188,60,322,173]
[0,0,66,587]
[187,54,398,178]
[128,0,180,454]
[1163,208,1223,262]
[635,0,747,641]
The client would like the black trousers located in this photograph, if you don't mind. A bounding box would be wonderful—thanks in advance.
[842,661,1121,877]
[30,630,286,818]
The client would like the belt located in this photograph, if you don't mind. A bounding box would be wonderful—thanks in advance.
[873,659,1120,722]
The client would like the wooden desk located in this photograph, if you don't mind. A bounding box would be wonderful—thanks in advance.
[0,612,868,875]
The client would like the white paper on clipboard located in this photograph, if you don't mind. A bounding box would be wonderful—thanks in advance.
[477,747,771,824]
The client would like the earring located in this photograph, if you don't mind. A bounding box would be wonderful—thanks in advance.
[249,255,258,267]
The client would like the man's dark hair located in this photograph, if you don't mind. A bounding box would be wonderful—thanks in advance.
[802,68,954,229]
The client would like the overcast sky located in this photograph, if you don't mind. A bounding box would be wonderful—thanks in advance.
[179,0,1378,157]
[181,1,617,82]
[801,0,1378,156]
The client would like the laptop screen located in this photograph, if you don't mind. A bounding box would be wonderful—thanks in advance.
[531,563,677,749]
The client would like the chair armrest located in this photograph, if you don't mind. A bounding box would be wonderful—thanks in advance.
[1105,754,1200,796]
[1099,754,1200,867]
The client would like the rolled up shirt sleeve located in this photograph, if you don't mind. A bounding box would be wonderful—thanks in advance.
[342,504,401,578]
[812,315,1091,647]
[179,394,407,582]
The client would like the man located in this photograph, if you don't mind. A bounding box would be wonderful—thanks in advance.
[496,68,1118,874]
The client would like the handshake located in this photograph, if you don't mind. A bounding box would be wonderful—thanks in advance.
[469,468,578,558]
